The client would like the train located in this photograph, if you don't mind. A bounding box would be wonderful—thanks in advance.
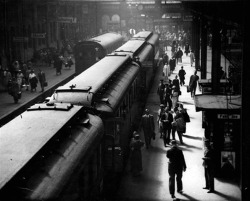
[0,31,160,201]
[74,32,124,75]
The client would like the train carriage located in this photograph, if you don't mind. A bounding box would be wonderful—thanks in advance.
[0,31,160,201]
[0,103,104,201]
[74,32,124,75]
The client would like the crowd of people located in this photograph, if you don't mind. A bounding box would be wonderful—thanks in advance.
[0,52,74,103]
[129,41,216,200]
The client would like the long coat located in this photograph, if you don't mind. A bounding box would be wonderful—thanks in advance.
[130,139,144,175]
[141,114,155,139]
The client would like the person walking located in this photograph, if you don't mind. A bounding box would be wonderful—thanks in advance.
[175,112,186,144]
[161,107,173,147]
[176,47,183,64]
[178,66,186,86]
[38,69,46,92]
[164,84,172,109]
[169,56,176,74]
[202,139,215,193]
[166,140,187,199]
[141,109,155,149]
[190,50,195,67]
[130,133,144,177]
[171,86,179,110]
[172,75,180,92]
[189,70,199,98]
[157,104,166,139]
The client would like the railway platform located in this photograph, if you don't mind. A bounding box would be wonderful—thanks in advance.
[0,60,76,127]
[114,47,242,201]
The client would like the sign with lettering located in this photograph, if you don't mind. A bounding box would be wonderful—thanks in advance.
[217,114,240,119]
[31,33,46,38]
[58,17,77,23]
[13,37,29,42]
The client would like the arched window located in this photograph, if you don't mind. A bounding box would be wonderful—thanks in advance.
[101,15,110,32]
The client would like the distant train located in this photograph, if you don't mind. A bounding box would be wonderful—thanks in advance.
[0,31,159,201]
[74,32,124,75]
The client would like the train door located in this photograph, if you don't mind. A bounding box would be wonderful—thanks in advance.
[104,119,124,173]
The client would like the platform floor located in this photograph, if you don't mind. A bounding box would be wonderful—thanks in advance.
[114,48,241,201]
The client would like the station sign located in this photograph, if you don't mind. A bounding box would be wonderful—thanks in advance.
[13,37,29,42]
[217,114,240,120]
[57,17,77,23]
[31,33,46,38]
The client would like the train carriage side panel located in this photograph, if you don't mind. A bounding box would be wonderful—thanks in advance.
[0,106,104,201]
[74,32,124,75]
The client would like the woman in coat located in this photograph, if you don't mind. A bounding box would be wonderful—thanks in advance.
[130,134,144,176]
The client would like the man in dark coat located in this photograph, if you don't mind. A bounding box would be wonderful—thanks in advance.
[166,140,187,199]
[202,140,215,193]
[178,66,186,86]
[141,109,155,149]
[189,70,199,98]
[38,69,46,92]
[157,79,165,104]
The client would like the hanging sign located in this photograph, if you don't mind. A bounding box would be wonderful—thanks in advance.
[217,114,240,119]
[13,37,29,42]
[31,33,46,38]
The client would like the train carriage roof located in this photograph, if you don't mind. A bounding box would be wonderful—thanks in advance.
[132,31,153,40]
[114,40,145,57]
[95,63,140,114]
[53,55,131,106]
[76,32,123,50]
[0,103,83,189]
[147,33,160,46]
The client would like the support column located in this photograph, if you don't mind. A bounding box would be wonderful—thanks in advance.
[194,17,201,71]
[200,17,207,79]
[242,1,249,199]
[211,19,221,94]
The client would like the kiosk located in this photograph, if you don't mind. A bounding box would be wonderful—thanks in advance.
[194,94,241,179]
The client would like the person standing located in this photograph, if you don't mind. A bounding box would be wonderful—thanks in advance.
[38,69,46,92]
[172,75,180,92]
[130,133,144,177]
[157,104,166,139]
[169,56,176,74]
[141,109,155,149]
[166,140,187,199]
[157,79,165,104]
[164,84,172,109]
[184,42,190,56]
[163,63,170,83]
[202,140,215,193]
[178,66,186,86]
[189,70,199,98]
[29,70,38,92]
[16,70,24,91]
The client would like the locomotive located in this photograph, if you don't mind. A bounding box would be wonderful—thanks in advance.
[0,31,159,201]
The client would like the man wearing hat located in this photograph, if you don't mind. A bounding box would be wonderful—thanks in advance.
[142,109,155,149]
[166,140,187,199]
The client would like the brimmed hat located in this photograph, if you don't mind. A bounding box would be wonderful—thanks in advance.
[134,134,140,140]
[170,140,177,145]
